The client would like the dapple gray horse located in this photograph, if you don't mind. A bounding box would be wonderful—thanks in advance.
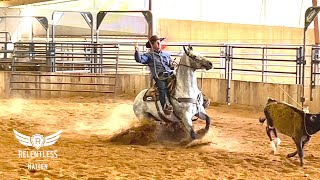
[133,46,213,139]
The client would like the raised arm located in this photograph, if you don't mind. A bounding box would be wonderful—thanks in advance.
[134,44,150,64]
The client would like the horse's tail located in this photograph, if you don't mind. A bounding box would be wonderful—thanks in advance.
[259,117,267,124]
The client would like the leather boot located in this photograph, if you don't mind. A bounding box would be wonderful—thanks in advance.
[203,98,210,109]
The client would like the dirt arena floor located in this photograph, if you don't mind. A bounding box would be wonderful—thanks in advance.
[0,95,320,179]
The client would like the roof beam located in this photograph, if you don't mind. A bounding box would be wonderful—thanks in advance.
[0,0,61,7]
[313,0,319,44]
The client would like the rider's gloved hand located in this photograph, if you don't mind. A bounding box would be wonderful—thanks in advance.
[169,58,177,70]
[134,43,139,51]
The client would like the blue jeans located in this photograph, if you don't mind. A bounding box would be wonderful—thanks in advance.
[155,78,168,108]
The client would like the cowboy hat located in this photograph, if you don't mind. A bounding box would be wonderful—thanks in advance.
[146,35,166,48]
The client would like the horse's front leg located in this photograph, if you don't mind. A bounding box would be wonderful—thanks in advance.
[190,127,196,139]
[181,112,197,139]
[195,111,211,132]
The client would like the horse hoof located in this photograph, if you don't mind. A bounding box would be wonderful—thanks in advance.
[190,131,196,139]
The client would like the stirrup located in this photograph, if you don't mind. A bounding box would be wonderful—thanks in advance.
[203,98,210,109]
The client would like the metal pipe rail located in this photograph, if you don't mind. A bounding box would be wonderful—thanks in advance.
[1,40,317,102]
[2,41,307,79]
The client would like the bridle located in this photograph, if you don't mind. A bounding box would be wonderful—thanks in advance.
[177,46,205,69]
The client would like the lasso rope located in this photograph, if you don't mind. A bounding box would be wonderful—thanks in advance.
[245,63,312,136]
[244,63,303,109]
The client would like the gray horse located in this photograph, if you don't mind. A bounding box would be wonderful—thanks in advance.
[133,46,213,139]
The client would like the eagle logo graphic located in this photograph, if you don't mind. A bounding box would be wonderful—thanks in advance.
[13,129,62,150]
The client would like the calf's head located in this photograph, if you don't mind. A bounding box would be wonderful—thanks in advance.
[305,113,320,135]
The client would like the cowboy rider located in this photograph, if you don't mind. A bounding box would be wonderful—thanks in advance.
[134,35,211,116]
[134,35,174,115]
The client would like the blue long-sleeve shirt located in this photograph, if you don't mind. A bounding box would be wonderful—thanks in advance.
[134,50,173,79]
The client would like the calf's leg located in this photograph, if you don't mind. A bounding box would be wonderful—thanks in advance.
[266,126,273,141]
[287,136,310,159]
[267,126,281,152]
[295,140,304,166]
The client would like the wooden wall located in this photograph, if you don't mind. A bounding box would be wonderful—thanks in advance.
[116,74,151,97]
[0,71,10,98]
[2,72,320,112]
[157,19,314,45]
[1,72,150,98]
[197,78,301,109]
[6,72,118,98]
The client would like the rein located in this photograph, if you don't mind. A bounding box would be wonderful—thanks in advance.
[303,113,312,136]
[178,63,195,69]
[180,63,205,91]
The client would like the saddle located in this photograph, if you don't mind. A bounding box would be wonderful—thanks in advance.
[143,75,176,102]
[142,74,210,122]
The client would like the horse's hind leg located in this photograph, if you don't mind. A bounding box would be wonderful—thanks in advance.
[135,112,152,123]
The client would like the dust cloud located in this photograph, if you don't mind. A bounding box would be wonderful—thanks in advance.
[0,97,320,179]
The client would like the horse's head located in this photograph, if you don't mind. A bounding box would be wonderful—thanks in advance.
[180,45,213,70]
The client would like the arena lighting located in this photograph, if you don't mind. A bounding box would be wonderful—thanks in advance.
[7,0,80,8]
[30,0,80,6]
